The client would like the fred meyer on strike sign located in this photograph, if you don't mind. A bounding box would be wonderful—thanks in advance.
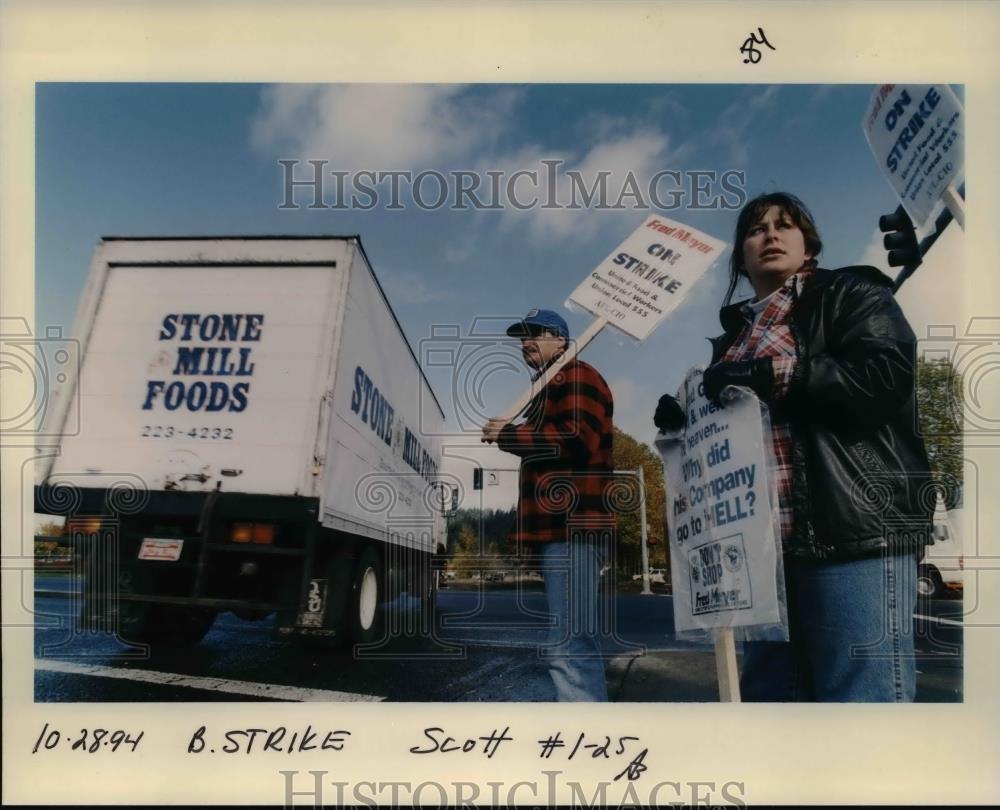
[567,215,726,342]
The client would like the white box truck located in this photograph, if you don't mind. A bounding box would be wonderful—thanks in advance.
[35,236,450,648]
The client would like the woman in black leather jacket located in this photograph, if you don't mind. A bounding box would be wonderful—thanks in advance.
[654,192,933,701]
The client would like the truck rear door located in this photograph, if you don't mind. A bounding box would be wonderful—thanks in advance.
[41,237,349,497]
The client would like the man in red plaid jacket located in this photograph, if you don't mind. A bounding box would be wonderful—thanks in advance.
[482,308,615,701]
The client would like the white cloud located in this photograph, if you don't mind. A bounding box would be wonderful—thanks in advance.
[694,85,781,165]
[856,225,895,277]
[252,84,521,169]
[487,127,676,246]
[892,221,965,342]
[443,234,477,266]
[378,266,456,305]
[253,84,689,250]
[782,85,837,132]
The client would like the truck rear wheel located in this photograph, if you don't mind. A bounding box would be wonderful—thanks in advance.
[349,546,385,644]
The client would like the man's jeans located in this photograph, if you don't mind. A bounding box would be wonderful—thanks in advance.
[741,551,918,702]
[539,539,609,702]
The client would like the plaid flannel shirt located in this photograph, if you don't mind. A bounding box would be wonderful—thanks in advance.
[721,269,811,543]
[497,359,615,545]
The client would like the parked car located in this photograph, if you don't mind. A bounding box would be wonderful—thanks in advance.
[632,568,666,584]
[919,505,965,599]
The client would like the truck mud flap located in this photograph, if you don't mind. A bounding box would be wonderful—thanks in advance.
[273,550,353,641]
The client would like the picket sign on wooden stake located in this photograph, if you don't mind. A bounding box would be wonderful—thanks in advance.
[942,183,965,230]
[493,317,607,423]
[497,214,727,425]
[489,214,734,697]
[714,628,741,702]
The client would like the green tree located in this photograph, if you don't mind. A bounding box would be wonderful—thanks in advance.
[916,356,963,507]
[446,522,480,578]
[612,427,668,578]
[446,507,517,573]
[36,520,64,538]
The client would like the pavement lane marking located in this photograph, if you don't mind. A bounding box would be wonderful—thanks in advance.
[35,659,385,702]
[913,613,964,627]
[439,635,711,654]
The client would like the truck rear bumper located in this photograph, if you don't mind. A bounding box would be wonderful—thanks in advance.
[53,486,323,624]
[85,592,297,612]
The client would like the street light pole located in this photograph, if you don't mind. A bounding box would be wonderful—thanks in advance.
[637,465,652,596]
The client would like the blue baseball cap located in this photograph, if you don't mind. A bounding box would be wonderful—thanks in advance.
[506,308,569,339]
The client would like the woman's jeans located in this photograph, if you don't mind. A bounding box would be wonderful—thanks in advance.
[741,551,918,702]
[539,539,609,702]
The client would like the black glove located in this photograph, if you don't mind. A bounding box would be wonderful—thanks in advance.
[653,394,686,431]
[702,357,774,404]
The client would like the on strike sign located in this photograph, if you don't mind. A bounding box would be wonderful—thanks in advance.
[657,367,784,634]
[863,84,964,226]
[566,216,725,341]
[493,216,725,426]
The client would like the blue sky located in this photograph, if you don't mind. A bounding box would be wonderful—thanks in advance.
[37,83,965,487]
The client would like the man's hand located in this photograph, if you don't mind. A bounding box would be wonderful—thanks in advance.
[481,417,508,444]
[702,357,774,405]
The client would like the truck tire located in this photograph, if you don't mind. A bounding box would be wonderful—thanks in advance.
[349,546,385,644]
[118,602,217,648]
[917,566,943,600]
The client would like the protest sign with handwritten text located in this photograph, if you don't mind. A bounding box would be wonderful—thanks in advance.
[658,367,783,634]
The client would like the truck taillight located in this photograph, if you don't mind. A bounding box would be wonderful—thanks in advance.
[230,522,275,545]
[252,524,275,544]
[65,517,102,535]
[231,523,252,543]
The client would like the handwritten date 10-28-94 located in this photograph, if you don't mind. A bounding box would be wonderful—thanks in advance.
[32,723,144,754]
